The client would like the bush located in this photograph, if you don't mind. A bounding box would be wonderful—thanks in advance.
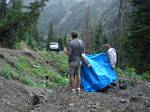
[117,67,150,82]
[142,72,150,80]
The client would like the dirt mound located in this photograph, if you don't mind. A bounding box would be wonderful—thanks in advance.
[0,48,36,70]
[0,76,50,112]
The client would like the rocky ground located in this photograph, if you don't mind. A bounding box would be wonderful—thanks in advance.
[0,75,150,112]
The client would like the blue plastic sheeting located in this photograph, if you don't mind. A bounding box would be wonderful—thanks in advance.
[81,53,117,92]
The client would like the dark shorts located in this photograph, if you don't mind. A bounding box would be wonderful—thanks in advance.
[68,61,81,76]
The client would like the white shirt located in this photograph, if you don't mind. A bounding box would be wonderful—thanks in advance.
[107,48,117,66]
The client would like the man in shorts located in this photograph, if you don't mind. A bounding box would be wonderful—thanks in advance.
[64,32,84,94]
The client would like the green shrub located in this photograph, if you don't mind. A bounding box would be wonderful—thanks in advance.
[117,67,150,82]
[2,65,15,80]
[19,75,35,86]
[142,72,150,80]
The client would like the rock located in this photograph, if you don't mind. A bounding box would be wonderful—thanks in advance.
[92,105,97,108]
[48,89,54,94]
[138,92,143,96]
[32,95,40,105]
[91,102,101,109]
[32,106,41,111]
[6,101,11,105]
[144,100,150,107]
[130,96,139,102]
[0,53,4,59]
[120,99,127,103]
[69,103,74,106]
[81,105,84,109]
[106,110,111,112]
[96,102,100,106]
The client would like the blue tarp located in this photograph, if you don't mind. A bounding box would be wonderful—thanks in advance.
[81,53,117,92]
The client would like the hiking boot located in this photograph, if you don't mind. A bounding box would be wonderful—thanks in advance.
[76,88,81,94]
[71,89,76,94]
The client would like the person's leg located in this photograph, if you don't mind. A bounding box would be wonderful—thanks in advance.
[68,61,76,93]
[75,61,81,93]
[70,75,76,89]
[76,73,81,89]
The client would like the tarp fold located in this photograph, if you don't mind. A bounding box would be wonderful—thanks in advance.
[81,53,117,92]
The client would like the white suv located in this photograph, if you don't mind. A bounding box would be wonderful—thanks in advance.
[49,42,59,52]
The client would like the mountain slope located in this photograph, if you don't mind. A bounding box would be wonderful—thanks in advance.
[38,0,117,36]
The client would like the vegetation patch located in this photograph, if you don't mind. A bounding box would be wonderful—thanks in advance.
[117,67,150,83]
[39,51,68,76]
[1,51,69,89]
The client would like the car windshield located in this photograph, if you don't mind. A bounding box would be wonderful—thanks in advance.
[50,43,58,45]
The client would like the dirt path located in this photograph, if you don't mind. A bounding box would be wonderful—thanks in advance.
[0,75,150,112]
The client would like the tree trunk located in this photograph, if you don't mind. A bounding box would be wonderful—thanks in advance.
[116,0,128,67]
[0,0,6,19]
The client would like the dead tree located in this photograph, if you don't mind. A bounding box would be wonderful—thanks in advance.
[82,5,93,53]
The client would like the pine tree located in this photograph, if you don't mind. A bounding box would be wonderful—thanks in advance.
[0,0,24,47]
[82,5,93,53]
[63,34,67,47]
[47,23,55,50]
[58,38,63,51]
[94,22,108,53]
[0,0,47,48]
[124,0,150,72]
[94,22,102,52]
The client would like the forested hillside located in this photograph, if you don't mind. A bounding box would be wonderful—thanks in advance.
[38,0,118,36]
[0,0,149,72]
[0,0,47,49]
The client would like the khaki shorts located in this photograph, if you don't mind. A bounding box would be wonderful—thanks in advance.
[68,61,81,76]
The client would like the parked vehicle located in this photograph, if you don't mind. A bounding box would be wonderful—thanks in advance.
[49,42,59,52]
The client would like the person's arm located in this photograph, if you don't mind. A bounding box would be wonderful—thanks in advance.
[64,42,72,56]
[64,47,70,56]
[108,50,116,68]
[82,54,91,67]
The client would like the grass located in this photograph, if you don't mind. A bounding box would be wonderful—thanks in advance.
[117,67,150,83]
[1,51,69,89]
[39,51,68,76]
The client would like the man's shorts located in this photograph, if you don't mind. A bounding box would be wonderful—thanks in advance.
[68,61,81,76]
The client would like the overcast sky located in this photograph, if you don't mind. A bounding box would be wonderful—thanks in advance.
[6,0,10,4]
[5,0,113,5]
